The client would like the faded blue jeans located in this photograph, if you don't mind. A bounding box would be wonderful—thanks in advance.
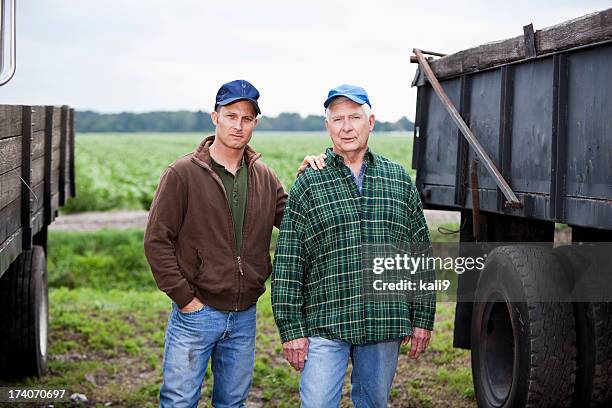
[159,302,256,408]
[299,336,402,408]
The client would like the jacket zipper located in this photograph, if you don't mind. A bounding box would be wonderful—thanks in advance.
[191,150,261,312]
[237,256,244,275]
[236,165,253,310]
[203,166,241,310]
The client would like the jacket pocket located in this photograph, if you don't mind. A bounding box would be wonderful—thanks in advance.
[193,249,227,294]
[251,251,272,284]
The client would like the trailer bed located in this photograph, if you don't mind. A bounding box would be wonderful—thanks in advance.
[412,8,612,230]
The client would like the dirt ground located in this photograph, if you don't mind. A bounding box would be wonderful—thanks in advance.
[50,210,461,232]
[49,210,571,244]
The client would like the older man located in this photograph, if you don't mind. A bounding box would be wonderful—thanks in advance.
[144,79,325,408]
[272,84,435,407]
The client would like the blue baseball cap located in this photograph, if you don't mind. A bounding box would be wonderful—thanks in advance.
[323,84,371,109]
[214,79,261,115]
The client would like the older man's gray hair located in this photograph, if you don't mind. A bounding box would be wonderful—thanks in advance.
[325,96,372,120]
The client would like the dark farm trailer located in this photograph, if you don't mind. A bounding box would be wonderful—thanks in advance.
[0,105,75,379]
[411,8,612,408]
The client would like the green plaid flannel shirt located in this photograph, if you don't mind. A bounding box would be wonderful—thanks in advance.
[272,148,435,344]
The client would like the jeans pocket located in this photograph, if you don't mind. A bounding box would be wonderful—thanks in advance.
[177,304,206,316]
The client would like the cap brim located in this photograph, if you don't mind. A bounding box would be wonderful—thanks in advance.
[215,97,261,114]
[323,94,370,109]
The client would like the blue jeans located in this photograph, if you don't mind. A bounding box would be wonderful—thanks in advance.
[159,303,256,408]
[300,336,402,408]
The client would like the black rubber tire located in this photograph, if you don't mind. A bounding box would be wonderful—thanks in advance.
[552,245,612,407]
[471,245,577,408]
[0,246,49,379]
[572,302,612,407]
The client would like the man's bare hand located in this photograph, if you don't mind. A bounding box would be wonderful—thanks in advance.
[283,337,309,371]
[180,297,205,313]
[403,327,431,359]
[295,154,326,178]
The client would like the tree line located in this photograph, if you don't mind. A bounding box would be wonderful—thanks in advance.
[75,111,414,133]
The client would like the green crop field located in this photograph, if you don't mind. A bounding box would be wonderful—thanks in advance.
[4,132,475,406]
[63,132,414,213]
[6,227,472,408]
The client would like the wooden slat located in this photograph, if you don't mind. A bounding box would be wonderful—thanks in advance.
[32,181,44,213]
[537,8,612,53]
[51,146,60,169]
[0,229,21,279]
[0,105,22,140]
[31,106,46,133]
[427,7,612,79]
[0,167,21,210]
[32,130,45,160]
[32,156,44,186]
[428,36,524,79]
[0,197,20,244]
[0,135,21,175]
[51,126,61,150]
[51,167,59,195]
[51,107,61,129]
[31,208,44,237]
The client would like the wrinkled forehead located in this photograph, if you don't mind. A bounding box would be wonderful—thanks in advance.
[327,98,365,116]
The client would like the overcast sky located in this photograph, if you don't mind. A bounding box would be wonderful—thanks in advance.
[0,1,609,121]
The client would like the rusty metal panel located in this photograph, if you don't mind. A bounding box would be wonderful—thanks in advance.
[421,78,461,187]
[466,69,502,191]
[565,43,612,201]
[510,58,554,194]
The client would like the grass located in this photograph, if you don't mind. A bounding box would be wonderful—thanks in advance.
[63,132,414,213]
[3,226,473,407]
[3,132,474,406]
[48,229,154,291]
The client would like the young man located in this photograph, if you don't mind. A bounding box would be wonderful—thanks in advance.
[145,79,320,407]
[272,84,435,407]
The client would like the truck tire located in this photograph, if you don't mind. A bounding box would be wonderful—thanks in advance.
[471,245,576,408]
[573,302,612,407]
[0,246,48,379]
[552,245,612,406]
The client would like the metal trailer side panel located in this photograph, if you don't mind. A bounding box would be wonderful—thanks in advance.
[414,42,612,230]
[420,78,461,188]
[566,43,612,200]
[466,69,502,192]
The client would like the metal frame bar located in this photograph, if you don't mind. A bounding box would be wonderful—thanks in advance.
[411,86,422,171]
[43,106,53,225]
[454,75,471,206]
[21,105,32,250]
[497,65,514,211]
[550,54,569,220]
[59,105,67,206]
[413,48,522,207]
[414,84,429,194]
[69,108,75,197]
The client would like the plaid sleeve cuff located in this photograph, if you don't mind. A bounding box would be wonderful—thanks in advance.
[412,300,436,331]
[279,323,307,343]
